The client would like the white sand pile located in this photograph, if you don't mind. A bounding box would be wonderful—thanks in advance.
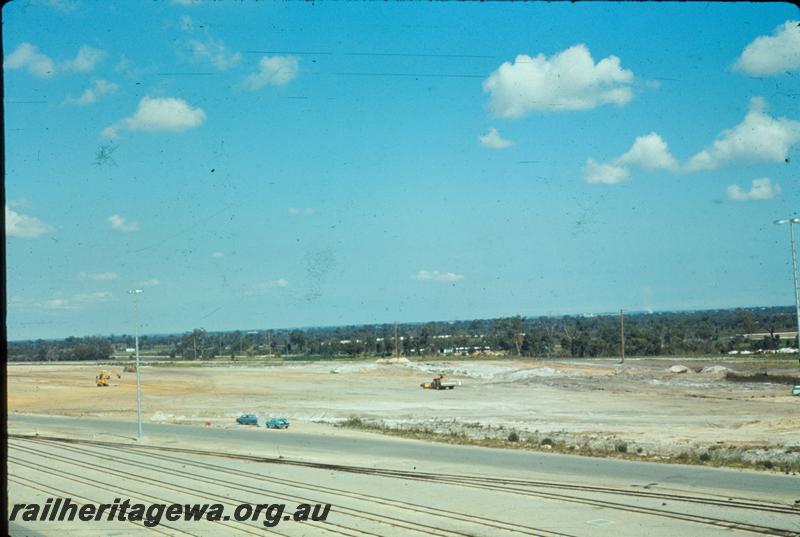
[701,365,731,374]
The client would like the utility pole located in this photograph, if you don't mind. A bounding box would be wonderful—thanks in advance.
[775,218,800,362]
[619,309,625,364]
[394,321,399,358]
[128,289,144,441]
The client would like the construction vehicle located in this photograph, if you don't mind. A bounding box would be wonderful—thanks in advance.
[420,374,460,390]
[95,370,122,386]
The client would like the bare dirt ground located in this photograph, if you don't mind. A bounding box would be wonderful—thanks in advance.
[7,357,800,469]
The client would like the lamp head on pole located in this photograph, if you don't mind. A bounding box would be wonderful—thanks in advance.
[775,218,800,225]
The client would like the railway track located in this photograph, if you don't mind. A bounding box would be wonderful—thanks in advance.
[8,434,799,537]
[7,473,196,537]
[10,436,574,537]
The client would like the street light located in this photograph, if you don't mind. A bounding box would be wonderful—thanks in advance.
[774,218,800,360]
[128,289,144,441]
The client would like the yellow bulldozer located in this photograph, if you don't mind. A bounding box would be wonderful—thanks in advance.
[420,374,459,390]
[95,370,121,387]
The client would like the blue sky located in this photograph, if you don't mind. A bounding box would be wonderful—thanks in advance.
[4,1,799,340]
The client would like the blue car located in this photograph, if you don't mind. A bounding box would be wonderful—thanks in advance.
[236,413,258,425]
[265,417,290,429]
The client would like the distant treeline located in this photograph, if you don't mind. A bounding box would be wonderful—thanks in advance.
[7,307,797,362]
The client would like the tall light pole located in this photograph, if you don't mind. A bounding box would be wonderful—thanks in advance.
[774,218,800,359]
[128,289,144,441]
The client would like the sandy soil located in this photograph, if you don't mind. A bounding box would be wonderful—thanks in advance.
[7,358,800,464]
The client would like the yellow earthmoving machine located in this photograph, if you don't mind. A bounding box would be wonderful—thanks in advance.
[420,374,459,390]
[96,370,112,387]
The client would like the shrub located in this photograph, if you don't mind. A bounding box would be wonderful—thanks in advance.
[615,442,628,453]
[342,416,364,428]
[508,432,519,442]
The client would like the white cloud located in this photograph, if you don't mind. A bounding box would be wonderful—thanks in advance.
[727,178,781,201]
[584,98,800,184]
[413,270,464,283]
[617,133,679,170]
[4,43,55,78]
[78,271,119,281]
[41,291,111,310]
[114,56,154,79]
[240,56,299,90]
[141,279,161,287]
[479,127,513,149]
[583,133,677,184]
[288,207,315,216]
[73,291,112,303]
[5,205,54,238]
[64,79,118,106]
[249,279,289,294]
[734,20,800,76]
[483,44,634,118]
[583,159,630,185]
[103,96,206,138]
[188,38,240,70]
[685,97,800,171]
[43,298,73,310]
[212,251,224,258]
[108,214,139,232]
[13,290,113,312]
[171,0,205,4]
[61,45,106,73]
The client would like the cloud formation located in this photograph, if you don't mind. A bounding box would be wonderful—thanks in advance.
[483,44,634,118]
[584,133,678,184]
[103,96,206,138]
[188,38,240,70]
[141,278,161,287]
[413,270,464,283]
[247,279,289,295]
[65,79,118,106]
[726,178,781,201]
[39,291,112,311]
[108,214,139,232]
[78,271,119,281]
[4,43,55,78]
[478,127,513,149]
[5,42,106,78]
[685,97,800,171]
[734,20,800,76]
[6,205,54,238]
[584,98,800,184]
[61,45,106,73]
[240,56,298,90]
